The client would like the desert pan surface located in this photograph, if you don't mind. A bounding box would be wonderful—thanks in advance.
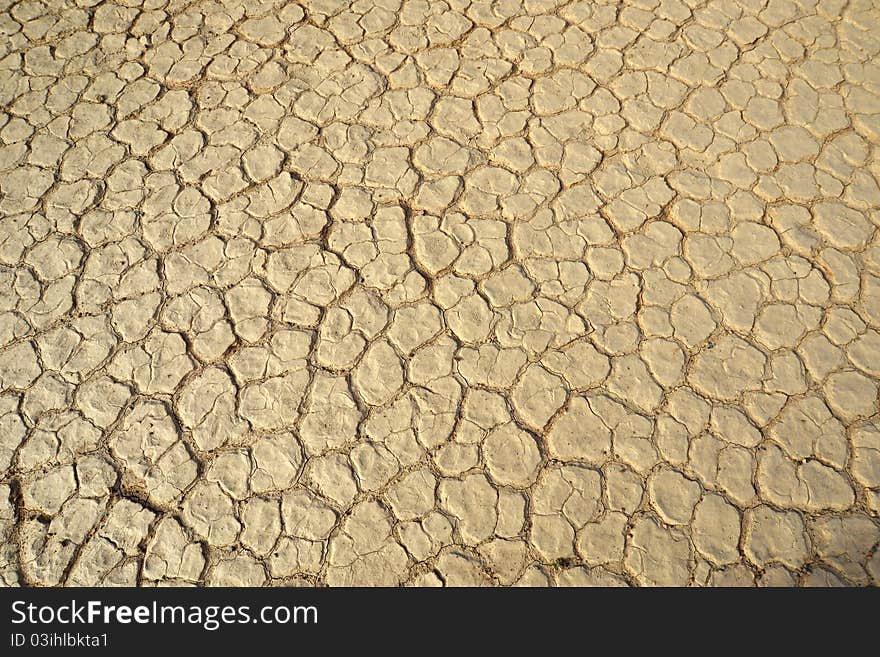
[0,0,878,587]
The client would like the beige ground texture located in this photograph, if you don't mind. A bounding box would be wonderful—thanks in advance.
[0,0,878,588]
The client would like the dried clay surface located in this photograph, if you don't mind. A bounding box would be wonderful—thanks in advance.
[0,0,879,588]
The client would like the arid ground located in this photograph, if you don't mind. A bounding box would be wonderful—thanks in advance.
[0,0,878,587]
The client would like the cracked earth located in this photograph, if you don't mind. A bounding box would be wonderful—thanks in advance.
[0,0,879,588]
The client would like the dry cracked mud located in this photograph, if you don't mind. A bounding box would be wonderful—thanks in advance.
[0,0,879,588]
